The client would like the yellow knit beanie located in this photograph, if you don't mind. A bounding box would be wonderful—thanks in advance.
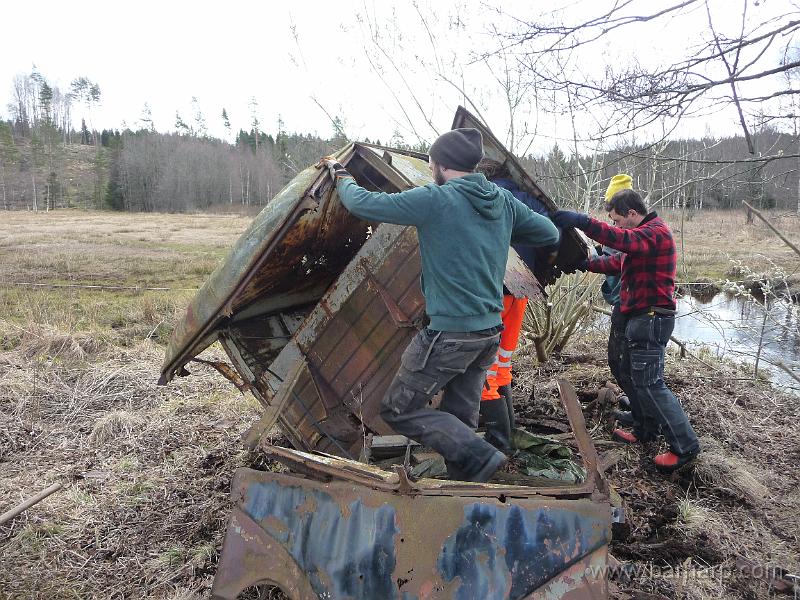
[605,174,633,202]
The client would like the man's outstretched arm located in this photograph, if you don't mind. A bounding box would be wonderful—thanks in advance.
[321,157,432,226]
[550,209,657,255]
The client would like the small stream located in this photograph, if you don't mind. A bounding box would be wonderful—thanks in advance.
[672,292,800,391]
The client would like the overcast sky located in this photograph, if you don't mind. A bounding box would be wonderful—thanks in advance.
[1,0,794,154]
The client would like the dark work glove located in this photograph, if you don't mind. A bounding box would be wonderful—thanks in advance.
[576,258,589,272]
[550,209,590,230]
[319,156,354,182]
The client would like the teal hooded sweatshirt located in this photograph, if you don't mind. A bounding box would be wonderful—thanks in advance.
[337,173,560,332]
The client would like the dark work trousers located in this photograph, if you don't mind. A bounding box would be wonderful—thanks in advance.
[607,304,626,385]
[380,326,502,479]
[612,308,656,441]
[618,313,700,457]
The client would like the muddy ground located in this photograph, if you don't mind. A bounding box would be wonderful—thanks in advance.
[2,325,798,599]
[514,330,800,600]
[1,209,799,599]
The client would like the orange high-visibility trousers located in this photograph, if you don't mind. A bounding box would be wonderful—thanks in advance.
[481,295,528,401]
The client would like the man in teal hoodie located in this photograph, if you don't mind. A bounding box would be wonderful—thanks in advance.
[322,129,559,482]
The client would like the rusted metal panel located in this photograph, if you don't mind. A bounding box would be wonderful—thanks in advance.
[506,248,544,301]
[160,117,612,600]
[160,143,434,386]
[253,223,425,453]
[523,547,609,599]
[160,152,368,385]
[556,380,608,498]
[211,469,611,600]
[211,506,319,600]
[244,200,545,455]
[451,106,590,283]
[256,378,606,500]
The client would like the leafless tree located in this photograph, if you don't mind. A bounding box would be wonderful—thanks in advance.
[490,0,800,154]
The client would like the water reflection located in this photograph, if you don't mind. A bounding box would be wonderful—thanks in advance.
[673,292,800,391]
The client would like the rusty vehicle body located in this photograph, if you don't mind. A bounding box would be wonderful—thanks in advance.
[160,107,613,599]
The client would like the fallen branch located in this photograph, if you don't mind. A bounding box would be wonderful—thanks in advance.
[742,201,800,259]
[0,482,64,526]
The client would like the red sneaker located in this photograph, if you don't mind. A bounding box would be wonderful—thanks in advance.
[612,429,638,444]
[654,451,698,472]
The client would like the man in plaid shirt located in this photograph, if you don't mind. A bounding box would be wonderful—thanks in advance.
[552,189,700,472]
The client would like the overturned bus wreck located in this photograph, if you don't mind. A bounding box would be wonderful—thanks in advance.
[159,107,615,600]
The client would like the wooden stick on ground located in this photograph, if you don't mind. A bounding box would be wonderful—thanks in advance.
[0,482,63,526]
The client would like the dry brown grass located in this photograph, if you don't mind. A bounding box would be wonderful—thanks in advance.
[659,208,800,283]
[88,410,146,446]
[2,208,799,599]
[0,338,267,598]
[0,210,271,598]
[0,210,249,289]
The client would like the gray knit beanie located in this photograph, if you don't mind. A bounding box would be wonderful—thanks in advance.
[428,128,484,172]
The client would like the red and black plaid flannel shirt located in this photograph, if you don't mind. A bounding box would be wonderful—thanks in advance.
[585,212,676,314]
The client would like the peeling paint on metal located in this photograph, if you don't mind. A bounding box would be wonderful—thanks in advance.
[438,503,608,600]
[243,481,400,599]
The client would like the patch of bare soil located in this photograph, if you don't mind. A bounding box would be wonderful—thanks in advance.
[514,331,800,600]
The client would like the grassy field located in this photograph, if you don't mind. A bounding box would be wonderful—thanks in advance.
[0,211,263,598]
[1,208,799,599]
[659,207,800,285]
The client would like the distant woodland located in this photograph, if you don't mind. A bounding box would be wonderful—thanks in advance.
[2,69,799,213]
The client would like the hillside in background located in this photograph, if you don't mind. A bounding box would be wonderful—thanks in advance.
[0,121,354,213]
[2,112,800,214]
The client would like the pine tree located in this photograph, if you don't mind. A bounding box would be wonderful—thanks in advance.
[249,97,260,150]
[139,103,155,132]
[81,119,91,144]
[39,82,53,125]
[175,112,191,135]
[70,76,101,146]
[222,108,231,140]
[331,116,348,147]
[191,97,207,137]
[0,122,20,209]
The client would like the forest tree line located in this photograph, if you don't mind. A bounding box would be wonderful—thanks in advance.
[526,131,800,212]
[2,69,799,213]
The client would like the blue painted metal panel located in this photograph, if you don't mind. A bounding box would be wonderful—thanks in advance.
[438,503,609,600]
[244,481,400,599]
[241,479,608,600]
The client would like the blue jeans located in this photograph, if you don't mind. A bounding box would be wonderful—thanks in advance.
[617,313,700,457]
